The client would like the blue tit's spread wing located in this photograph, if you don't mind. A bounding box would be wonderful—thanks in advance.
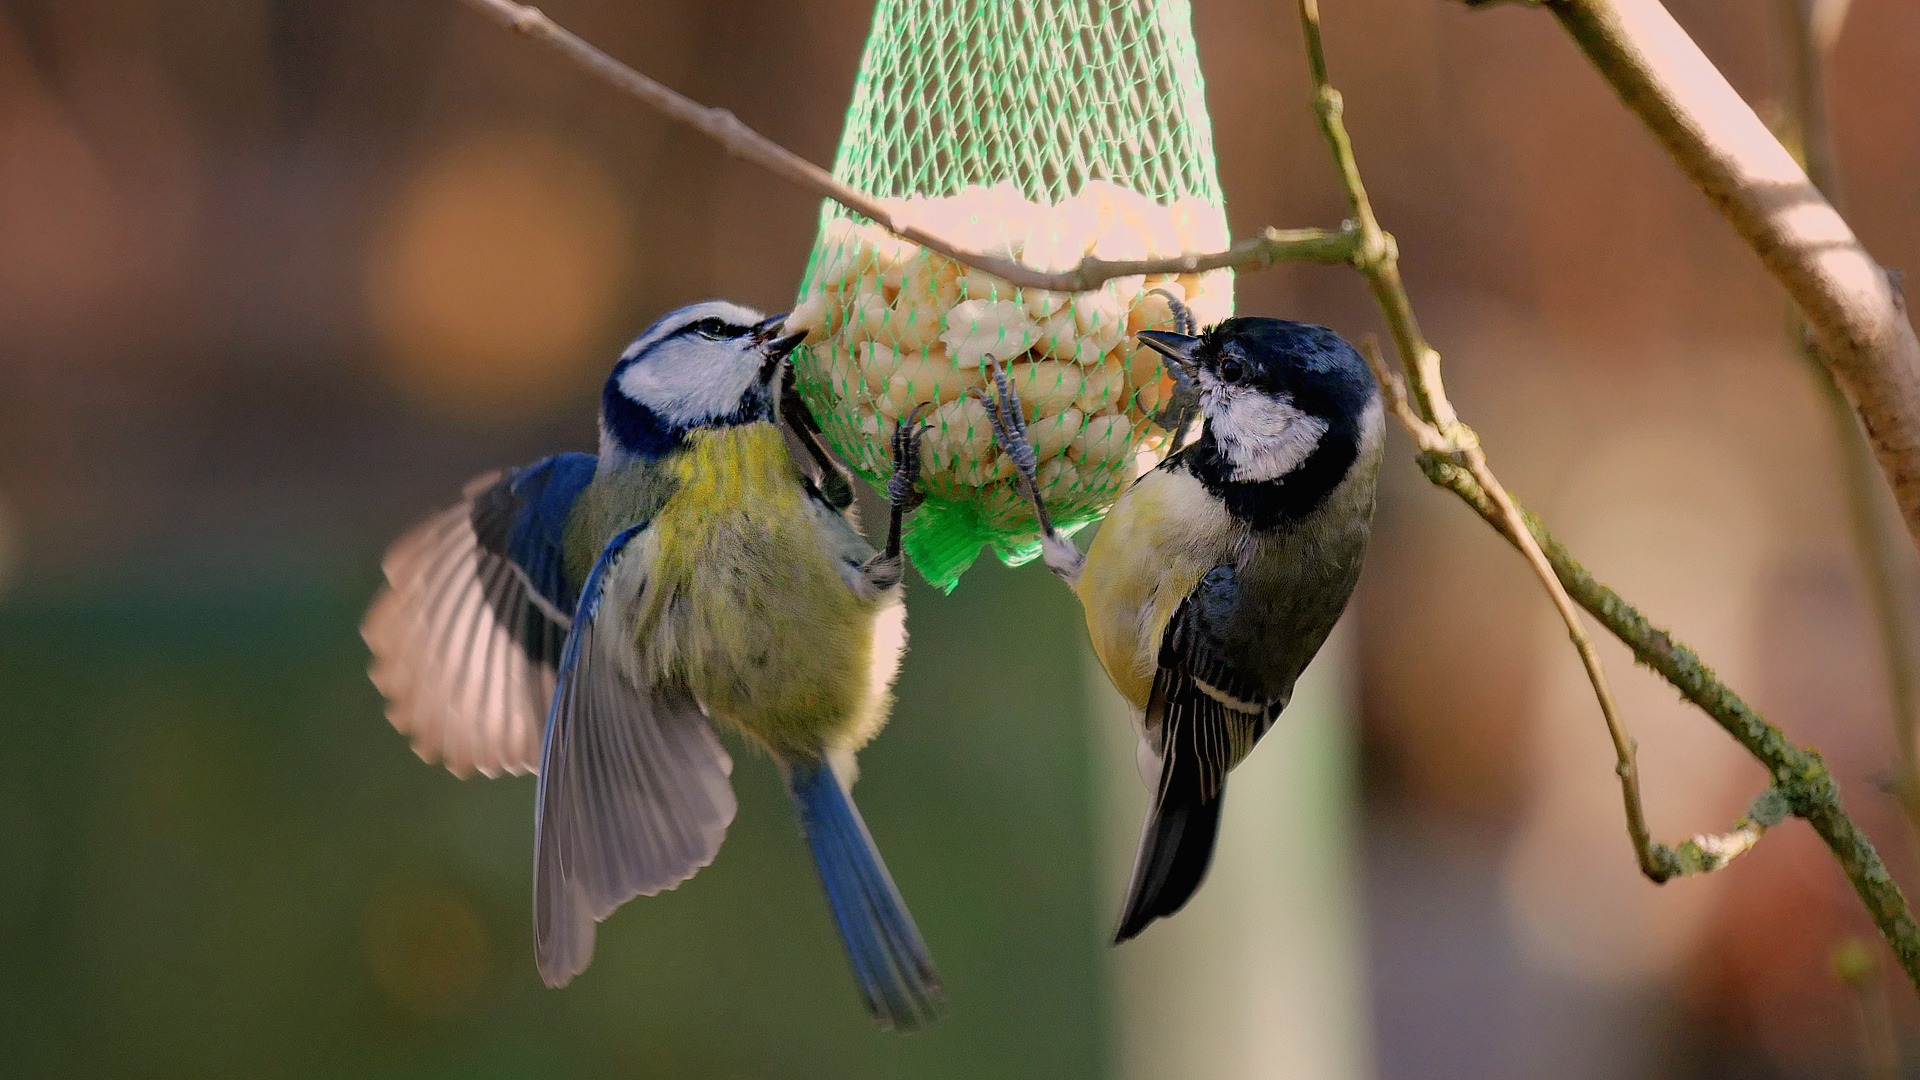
[362,454,597,778]
[469,453,597,623]
[534,524,737,989]
[1115,563,1272,942]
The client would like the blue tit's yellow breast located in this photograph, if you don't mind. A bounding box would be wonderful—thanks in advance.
[638,424,890,756]
[1078,468,1236,708]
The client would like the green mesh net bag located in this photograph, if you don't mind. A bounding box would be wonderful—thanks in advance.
[787,0,1233,590]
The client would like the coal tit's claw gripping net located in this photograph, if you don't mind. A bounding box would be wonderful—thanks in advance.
[788,0,1232,590]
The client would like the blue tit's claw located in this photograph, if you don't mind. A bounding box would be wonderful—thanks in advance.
[885,406,928,511]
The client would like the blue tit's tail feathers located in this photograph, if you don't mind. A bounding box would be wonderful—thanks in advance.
[785,759,944,1031]
[1113,785,1224,944]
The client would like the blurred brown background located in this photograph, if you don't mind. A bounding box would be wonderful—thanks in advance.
[2,0,1918,1077]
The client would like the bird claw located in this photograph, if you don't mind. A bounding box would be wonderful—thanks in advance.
[1152,373,1201,435]
[886,404,928,511]
[1148,287,1196,337]
[973,356,1039,486]
[974,354,1065,548]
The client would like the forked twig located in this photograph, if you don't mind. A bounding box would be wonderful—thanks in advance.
[1359,338,1666,880]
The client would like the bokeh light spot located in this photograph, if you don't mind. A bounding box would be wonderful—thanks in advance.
[367,129,634,417]
[363,881,492,1020]
[0,106,123,324]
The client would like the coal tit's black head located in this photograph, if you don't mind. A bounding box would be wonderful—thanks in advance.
[1138,317,1378,484]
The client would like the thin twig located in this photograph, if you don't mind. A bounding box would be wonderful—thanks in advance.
[1424,454,1920,986]
[1537,0,1920,557]
[1364,336,1781,882]
[1316,0,1653,878]
[1820,366,1920,827]
[451,0,1361,292]
[1303,0,1920,986]
[1298,6,1454,431]
[1360,339,1663,878]
[1768,0,1843,208]
[1660,798,1774,876]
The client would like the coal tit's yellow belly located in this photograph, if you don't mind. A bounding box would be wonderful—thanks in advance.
[1078,467,1234,709]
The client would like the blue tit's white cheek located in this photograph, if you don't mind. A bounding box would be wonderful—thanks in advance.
[1202,382,1331,483]
[617,336,763,427]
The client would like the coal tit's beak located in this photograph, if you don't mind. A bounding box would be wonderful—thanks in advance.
[1135,329,1202,377]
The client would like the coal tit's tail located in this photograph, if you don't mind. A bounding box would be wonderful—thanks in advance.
[1113,777,1224,944]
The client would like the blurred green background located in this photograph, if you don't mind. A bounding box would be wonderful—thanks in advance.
[0,563,1107,1078]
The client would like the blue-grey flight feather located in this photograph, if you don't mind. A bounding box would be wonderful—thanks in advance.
[534,524,738,988]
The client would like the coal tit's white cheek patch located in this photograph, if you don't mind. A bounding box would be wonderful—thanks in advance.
[1203,380,1330,483]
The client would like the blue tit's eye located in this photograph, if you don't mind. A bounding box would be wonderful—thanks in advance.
[1219,357,1245,383]
[689,318,730,340]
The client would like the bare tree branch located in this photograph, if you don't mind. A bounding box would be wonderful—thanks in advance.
[1303,0,1920,988]
[1537,0,1920,555]
[450,0,1361,291]
[1766,0,1920,838]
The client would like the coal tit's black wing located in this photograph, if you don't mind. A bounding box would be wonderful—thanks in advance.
[1116,563,1273,941]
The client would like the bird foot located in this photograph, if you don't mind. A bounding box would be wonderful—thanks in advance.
[974,357,1083,584]
[886,405,928,513]
[973,356,1042,497]
[861,407,929,591]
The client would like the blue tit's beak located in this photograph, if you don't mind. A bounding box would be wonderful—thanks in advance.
[757,321,809,381]
[1136,330,1202,378]
[750,312,793,344]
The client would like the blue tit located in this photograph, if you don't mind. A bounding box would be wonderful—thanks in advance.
[980,304,1382,942]
[362,300,944,1029]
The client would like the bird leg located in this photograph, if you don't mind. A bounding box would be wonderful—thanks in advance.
[780,367,855,510]
[975,357,1086,586]
[1147,289,1201,444]
[859,406,928,592]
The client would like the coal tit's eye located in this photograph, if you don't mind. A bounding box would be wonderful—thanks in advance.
[1218,357,1245,383]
